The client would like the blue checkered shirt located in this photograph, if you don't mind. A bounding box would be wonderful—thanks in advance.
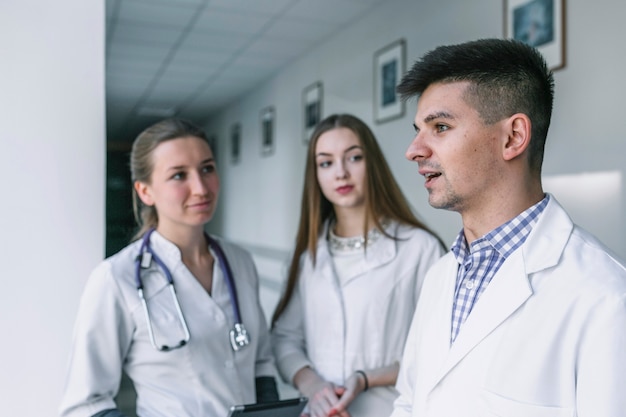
[450,195,549,344]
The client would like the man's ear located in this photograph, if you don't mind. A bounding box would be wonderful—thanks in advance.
[134,181,154,206]
[502,113,532,161]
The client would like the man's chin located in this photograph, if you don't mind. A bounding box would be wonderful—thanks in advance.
[428,195,457,212]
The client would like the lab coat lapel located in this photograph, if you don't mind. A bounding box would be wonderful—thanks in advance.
[429,196,572,388]
[330,223,397,284]
[436,252,532,381]
[315,239,342,292]
[420,257,459,392]
[342,237,395,283]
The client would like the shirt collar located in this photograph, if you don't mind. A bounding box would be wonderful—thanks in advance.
[452,195,550,263]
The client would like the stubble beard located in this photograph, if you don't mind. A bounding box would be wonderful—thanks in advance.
[428,186,462,212]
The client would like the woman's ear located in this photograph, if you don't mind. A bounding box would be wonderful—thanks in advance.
[134,181,154,206]
[502,113,532,161]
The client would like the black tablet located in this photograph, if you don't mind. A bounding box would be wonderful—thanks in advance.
[227,397,308,417]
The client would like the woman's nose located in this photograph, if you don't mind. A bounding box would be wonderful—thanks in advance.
[335,161,348,179]
[190,172,209,195]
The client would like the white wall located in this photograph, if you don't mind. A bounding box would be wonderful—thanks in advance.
[206,0,626,262]
[0,1,105,415]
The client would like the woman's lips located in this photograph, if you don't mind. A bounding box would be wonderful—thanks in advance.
[336,185,353,195]
[189,200,211,210]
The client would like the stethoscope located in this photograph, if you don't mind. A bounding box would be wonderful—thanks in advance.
[134,228,250,352]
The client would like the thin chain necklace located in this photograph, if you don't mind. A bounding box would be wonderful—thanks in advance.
[327,221,387,252]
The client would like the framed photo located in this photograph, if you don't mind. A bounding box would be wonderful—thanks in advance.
[504,0,565,71]
[230,123,241,165]
[374,39,406,124]
[302,81,323,143]
[260,106,275,156]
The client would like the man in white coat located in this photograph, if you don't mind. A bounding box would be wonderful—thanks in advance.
[390,38,626,417]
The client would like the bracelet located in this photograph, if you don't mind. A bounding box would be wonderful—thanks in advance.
[355,370,369,391]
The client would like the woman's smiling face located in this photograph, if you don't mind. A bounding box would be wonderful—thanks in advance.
[134,136,219,233]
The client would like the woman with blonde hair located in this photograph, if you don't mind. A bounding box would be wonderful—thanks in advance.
[60,118,278,417]
[271,114,443,417]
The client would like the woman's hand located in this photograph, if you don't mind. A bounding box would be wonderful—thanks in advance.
[294,367,347,417]
[330,364,400,416]
[326,372,366,416]
[306,380,346,417]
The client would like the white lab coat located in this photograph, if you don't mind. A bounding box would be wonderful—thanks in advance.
[392,196,626,417]
[272,220,443,417]
[59,231,276,417]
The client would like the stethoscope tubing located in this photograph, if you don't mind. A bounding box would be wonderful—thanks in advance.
[134,228,248,351]
[206,235,243,324]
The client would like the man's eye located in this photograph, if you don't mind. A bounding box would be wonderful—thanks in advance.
[172,172,185,180]
[436,124,449,133]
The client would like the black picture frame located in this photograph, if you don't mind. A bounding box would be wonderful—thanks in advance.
[504,0,566,71]
[260,106,275,156]
[302,81,323,143]
[374,39,406,124]
[230,123,241,165]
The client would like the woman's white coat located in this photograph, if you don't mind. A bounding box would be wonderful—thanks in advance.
[60,232,276,417]
[272,220,443,417]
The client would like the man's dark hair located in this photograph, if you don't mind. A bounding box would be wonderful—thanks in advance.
[397,38,554,173]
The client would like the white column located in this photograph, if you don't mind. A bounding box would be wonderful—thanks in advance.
[0,0,105,414]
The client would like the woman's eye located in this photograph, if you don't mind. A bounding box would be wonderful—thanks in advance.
[318,160,331,168]
[202,164,215,174]
[171,172,185,180]
[348,154,363,163]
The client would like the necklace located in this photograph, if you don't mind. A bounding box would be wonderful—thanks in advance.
[328,221,386,252]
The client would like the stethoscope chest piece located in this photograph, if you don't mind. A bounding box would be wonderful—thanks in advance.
[229,323,250,351]
[136,228,252,353]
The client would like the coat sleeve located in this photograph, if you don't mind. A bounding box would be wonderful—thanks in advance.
[389,303,420,417]
[59,262,134,417]
[270,261,314,384]
[248,260,279,380]
[576,290,626,417]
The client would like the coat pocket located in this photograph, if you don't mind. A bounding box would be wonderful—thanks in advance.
[480,390,574,417]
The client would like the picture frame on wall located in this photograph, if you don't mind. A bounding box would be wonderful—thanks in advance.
[504,0,565,70]
[302,81,323,143]
[260,106,275,156]
[230,123,241,165]
[374,38,406,124]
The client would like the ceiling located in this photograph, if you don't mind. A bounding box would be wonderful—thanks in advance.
[105,0,389,144]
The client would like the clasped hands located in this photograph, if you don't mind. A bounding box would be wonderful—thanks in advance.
[298,370,366,417]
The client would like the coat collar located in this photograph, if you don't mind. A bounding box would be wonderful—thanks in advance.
[315,219,399,283]
[521,194,574,274]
